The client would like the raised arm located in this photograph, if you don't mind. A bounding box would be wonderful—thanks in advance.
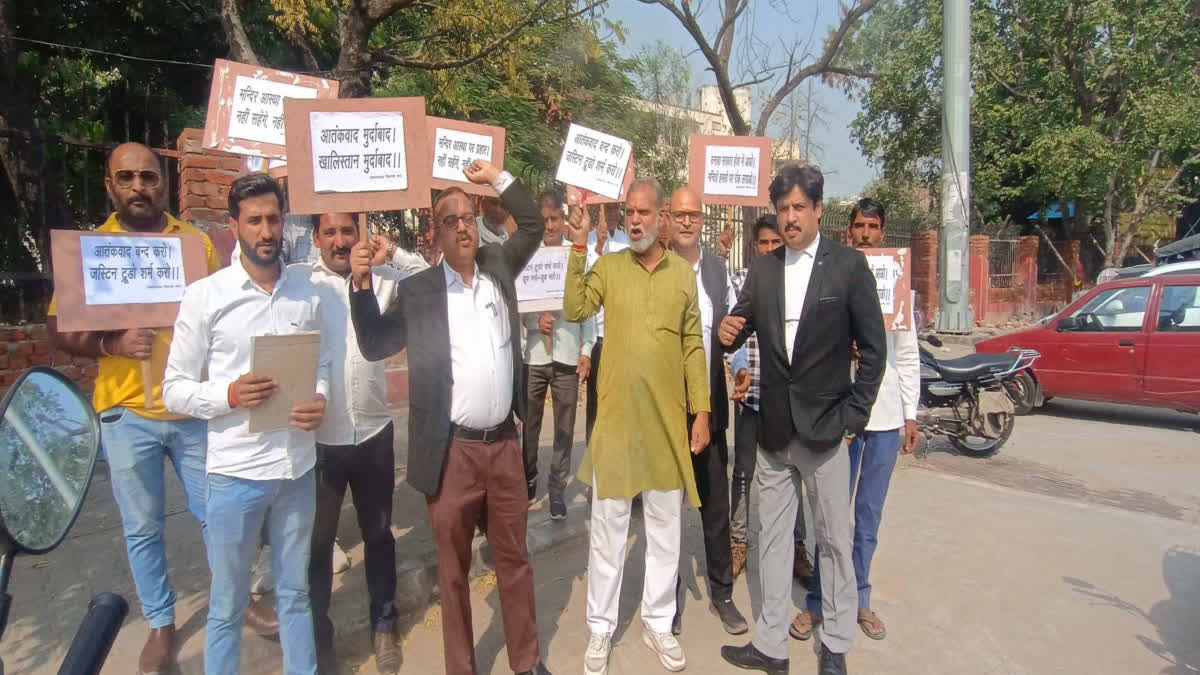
[843,253,887,435]
[349,233,409,361]
[563,202,605,322]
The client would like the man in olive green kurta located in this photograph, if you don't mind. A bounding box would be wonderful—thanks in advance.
[563,178,710,674]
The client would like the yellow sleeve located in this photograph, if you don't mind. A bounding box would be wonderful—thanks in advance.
[680,270,711,414]
[563,250,604,323]
[201,232,221,274]
[47,293,57,317]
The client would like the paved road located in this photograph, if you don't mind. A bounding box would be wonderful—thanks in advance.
[2,397,1198,674]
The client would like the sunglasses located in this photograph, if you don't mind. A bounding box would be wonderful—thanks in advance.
[112,170,162,189]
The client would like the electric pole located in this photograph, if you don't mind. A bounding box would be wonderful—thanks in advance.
[937,0,973,333]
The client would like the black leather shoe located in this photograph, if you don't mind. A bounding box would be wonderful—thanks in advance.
[710,597,749,635]
[720,643,788,674]
[516,662,552,675]
[818,643,847,675]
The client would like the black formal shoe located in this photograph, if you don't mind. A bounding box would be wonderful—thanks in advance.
[710,597,749,635]
[516,662,552,675]
[818,643,847,675]
[527,478,538,505]
[720,643,789,674]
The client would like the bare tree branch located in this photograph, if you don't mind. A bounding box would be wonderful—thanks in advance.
[754,0,880,136]
[219,0,260,65]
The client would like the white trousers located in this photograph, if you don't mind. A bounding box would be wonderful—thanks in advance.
[585,486,683,635]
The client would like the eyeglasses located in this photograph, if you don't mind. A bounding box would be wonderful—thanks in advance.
[671,210,702,223]
[112,170,162,189]
[439,214,477,230]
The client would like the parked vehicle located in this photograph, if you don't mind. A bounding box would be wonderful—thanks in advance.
[1096,234,1200,284]
[0,367,125,675]
[976,273,1200,414]
[916,335,1040,457]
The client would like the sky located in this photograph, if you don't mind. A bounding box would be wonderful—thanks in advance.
[602,0,877,199]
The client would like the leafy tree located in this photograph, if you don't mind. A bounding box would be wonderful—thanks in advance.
[844,0,1200,270]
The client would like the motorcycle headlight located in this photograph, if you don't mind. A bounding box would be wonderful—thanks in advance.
[920,364,939,379]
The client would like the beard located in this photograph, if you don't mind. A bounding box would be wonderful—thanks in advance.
[630,220,660,254]
[240,235,282,266]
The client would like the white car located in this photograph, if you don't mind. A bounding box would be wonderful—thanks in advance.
[1097,259,1200,284]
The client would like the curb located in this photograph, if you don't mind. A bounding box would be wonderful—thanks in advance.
[328,498,592,639]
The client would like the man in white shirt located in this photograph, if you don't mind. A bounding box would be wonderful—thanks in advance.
[666,186,747,637]
[522,192,595,519]
[798,199,920,644]
[163,173,331,675]
[290,213,427,673]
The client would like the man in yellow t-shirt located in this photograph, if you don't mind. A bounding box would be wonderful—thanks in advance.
[47,143,275,674]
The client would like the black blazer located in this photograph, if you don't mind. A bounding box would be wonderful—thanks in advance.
[725,237,886,452]
[349,181,544,497]
[698,250,731,432]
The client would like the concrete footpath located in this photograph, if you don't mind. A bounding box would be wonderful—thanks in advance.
[3,395,1200,674]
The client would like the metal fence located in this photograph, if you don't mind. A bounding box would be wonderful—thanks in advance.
[989,239,1020,288]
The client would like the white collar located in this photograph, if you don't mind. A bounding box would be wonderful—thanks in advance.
[442,260,481,289]
[785,233,821,262]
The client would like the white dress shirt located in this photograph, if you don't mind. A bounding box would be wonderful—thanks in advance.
[862,327,920,431]
[163,259,332,480]
[292,252,427,446]
[784,234,822,363]
[445,262,513,429]
[586,236,628,339]
[690,250,739,383]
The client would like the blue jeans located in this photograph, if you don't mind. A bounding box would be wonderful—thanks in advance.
[205,469,317,675]
[99,407,207,629]
[806,428,901,613]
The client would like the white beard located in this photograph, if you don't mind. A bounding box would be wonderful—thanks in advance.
[629,220,660,254]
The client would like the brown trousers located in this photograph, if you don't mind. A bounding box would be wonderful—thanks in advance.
[427,429,539,674]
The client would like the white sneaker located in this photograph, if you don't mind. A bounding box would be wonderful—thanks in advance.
[584,631,612,675]
[251,544,274,595]
[642,623,686,671]
[332,539,351,575]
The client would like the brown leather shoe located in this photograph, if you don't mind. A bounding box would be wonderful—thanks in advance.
[245,598,280,637]
[137,625,174,675]
[373,631,401,673]
[731,539,748,579]
[794,543,815,587]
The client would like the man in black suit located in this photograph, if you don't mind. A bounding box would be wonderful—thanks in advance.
[717,165,886,675]
[348,160,551,675]
[666,186,747,637]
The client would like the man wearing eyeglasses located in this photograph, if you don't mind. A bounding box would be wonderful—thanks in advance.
[666,186,747,638]
[47,143,278,675]
[350,161,551,675]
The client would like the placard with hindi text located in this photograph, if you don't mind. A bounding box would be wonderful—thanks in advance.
[687,135,772,207]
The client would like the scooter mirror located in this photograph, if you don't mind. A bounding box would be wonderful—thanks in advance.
[0,368,100,554]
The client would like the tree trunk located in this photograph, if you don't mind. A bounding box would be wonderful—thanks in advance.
[334,2,374,98]
[219,0,260,65]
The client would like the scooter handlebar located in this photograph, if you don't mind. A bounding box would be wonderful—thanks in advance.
[56,593,128,675]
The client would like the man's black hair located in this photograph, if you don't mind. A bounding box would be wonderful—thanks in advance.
[228,173,284,220]
[850,198,886,228]
[538,191,564,211]
[754,213,780,237]
[768,164,824,208]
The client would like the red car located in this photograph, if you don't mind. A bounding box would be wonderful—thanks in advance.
[975,273,1200,414]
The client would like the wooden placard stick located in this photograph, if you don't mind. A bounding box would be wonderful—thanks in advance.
[358,212,369,247]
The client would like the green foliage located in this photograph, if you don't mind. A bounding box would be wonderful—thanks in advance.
[844,0,1200,264]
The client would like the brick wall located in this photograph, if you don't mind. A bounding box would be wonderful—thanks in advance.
[0,325,97,398]
[177,128,240,266]
[911,231,939,327]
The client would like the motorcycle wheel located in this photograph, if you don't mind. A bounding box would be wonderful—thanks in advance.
[1003,371,1037,416]
[950,411,1015,458]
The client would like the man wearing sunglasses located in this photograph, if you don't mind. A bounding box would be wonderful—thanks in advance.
[48,143,278,675]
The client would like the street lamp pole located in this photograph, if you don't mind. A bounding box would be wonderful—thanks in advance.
[937,0,973,333]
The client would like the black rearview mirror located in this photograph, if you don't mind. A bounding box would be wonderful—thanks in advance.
[0,368,100,554]
[1056,316,1080,332]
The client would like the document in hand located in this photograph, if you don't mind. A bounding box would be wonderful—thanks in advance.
[248,332,322,433]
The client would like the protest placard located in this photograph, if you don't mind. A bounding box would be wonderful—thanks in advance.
[426,118,506,196]
[863,247,913,331]
[516,246,570,313]
[50,230,210,333]
[688,135,772,207]
[555,124,632,200]
[283,97,432,215]
[203,59,338,160]
[564,154,635,206]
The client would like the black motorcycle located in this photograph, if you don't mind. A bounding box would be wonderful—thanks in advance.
[916,336,1040,457]
[0,367,127,675]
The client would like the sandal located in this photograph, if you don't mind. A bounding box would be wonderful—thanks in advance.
[789,610,820,640]
[858,609,887,640]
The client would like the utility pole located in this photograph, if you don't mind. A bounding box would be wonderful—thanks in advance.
[937,0,973,333]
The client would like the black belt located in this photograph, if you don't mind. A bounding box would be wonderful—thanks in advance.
[451,420,515,443]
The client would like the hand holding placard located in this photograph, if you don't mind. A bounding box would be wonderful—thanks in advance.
[463,159,500,185]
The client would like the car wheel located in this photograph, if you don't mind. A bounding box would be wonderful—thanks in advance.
[1003,371,1037,416]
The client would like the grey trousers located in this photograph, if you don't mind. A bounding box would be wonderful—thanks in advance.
[522,362,579,497]
[752,436,855,659]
